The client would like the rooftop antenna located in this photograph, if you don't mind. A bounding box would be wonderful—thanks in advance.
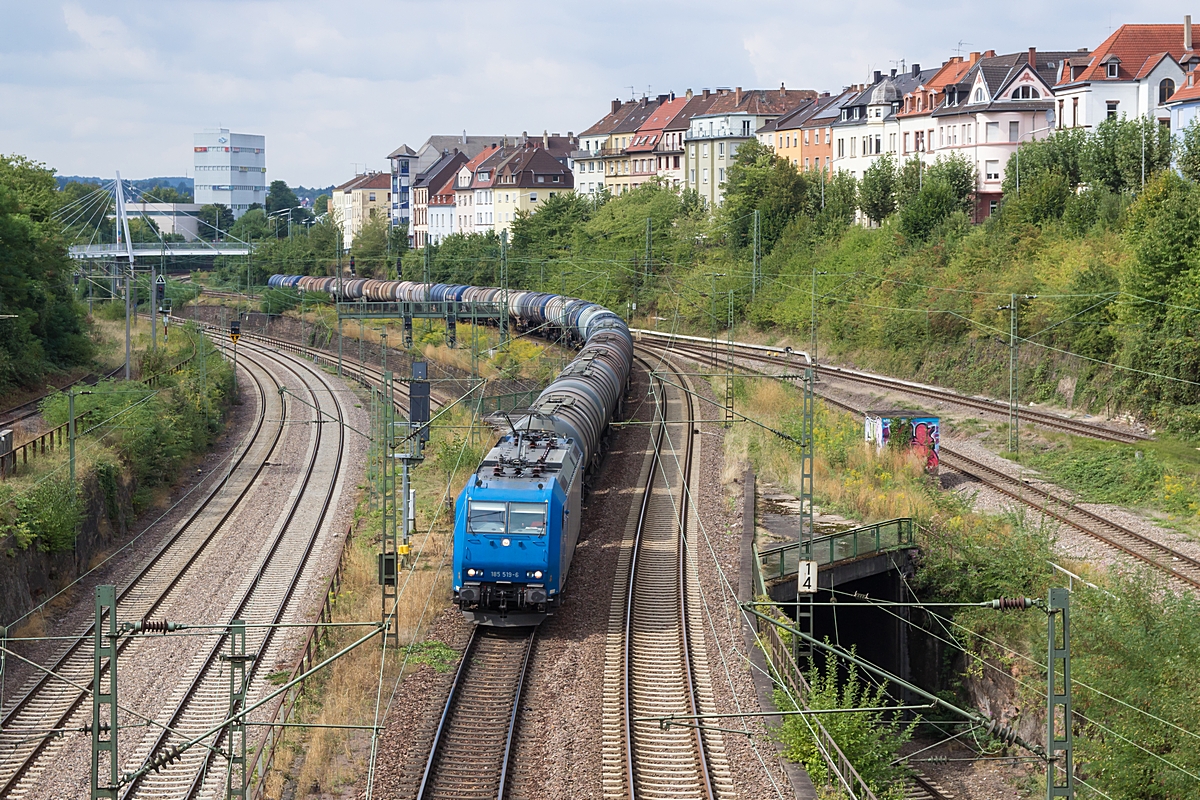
[890,59,906,74]
[627,85,636,100]
[954,40,973,57]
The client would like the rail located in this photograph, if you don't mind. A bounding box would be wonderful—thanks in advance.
[247,522,353,800]
[757,518,914,580]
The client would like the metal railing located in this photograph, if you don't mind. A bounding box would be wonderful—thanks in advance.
[751,603,881,800]
[758,518,914,580]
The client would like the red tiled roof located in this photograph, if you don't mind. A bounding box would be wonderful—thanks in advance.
[334,172,390,192]
[703,87,817,115]
[1062,24,1190,84]
[1167,72,1200,103]
[636,97,690,132]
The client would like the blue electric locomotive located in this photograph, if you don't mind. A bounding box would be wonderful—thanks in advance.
[267,275,633,626]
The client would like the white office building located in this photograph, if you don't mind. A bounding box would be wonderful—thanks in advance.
[193,129,266,218]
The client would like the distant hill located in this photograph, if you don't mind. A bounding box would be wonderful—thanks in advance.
[56,176,195,194]
[294,185,335,206]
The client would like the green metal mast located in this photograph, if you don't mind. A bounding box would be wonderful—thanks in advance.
[797,366,816,666]
[752,209,760,300]
[91,585,118,800]
[379,370,398,646]
[1047,588,1073,799]
[725,291,735,428]
[224,619,250,800]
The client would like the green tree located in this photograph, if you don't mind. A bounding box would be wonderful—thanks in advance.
[0,154,94,391]
[229,207,270,241]
[197,204,234,240]
[142,183,192,203]
[1003,127,1087,194]
[266,180,300,216]
[858,152,897,225]
[720,139,816,253]
[1083,115,1173,194]
[350,213,391,277]
[314,194,330,216]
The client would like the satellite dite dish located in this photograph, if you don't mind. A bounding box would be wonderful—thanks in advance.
[218,136,228,143]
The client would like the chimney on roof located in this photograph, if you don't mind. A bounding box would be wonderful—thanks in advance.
[462,130,467,144]
[735,86,742,104]
[1029,47,1037,68]
[686,88,694,99]
[780,81,786,96]
[890,68,897,78]
[703,89,710,98]
[873,70,882,83]
[543,130,549,148]
[912,63,921,76]
[612,99,621,114]
[969,51,980,65]
[1187,15,1193,50]
[984,49,996,57]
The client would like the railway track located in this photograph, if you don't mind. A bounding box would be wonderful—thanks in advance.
[0,342,285,795]
[634,331,1147,445]
[0,365,124,431]
[654,341,1200,592]
[415,627,535,800]
[0,335,355,797]
[126,339,349,798]
[600,349,732,800]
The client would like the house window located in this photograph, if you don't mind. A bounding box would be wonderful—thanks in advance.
[904,132,910,153]
[1106,61,1119,78]
[553,175,561,183]
[702,143,709,157]
[537,175,545,183]
[718,167,725,182]
[702,168,709,183]
[804,130,810,145]
[985,160,1000,180]
[1159,78,1177,104]
[530,193,537,202]
[1107,101,1119,119]
[1072,97,1079,127]
[742,120,752,136]
[986,121,1000,142]
[989,200,999,215]
[1013,85,1040,99]
[974,88,984,102]
[1009,121,1020,142]
[1057,99,1064,128]
[837,138,845,158]
[369,192,376,201]
[673,156,680,169]
[690,168,696,183]
[718,142,725,157]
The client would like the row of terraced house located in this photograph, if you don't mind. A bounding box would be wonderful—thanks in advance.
[341,18,1200,248]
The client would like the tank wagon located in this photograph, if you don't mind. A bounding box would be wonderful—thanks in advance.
[268,276,632,625]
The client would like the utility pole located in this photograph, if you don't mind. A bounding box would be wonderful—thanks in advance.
[337,227,344,376]
[91,585,118,800]
[725,291,735,427]
[225,619,250,800]
[380,370,398,645]
[998,294,1036,453]
[810,268,827,377]
[1047,588,1074,799]
[500,231,509,347]
[644,216,652,320]
[751,209,760,300]
[150,262,157,353]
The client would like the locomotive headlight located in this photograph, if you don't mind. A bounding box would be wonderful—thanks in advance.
[501,538,511,547]
[533,570,544,579]
[466,568,478,577]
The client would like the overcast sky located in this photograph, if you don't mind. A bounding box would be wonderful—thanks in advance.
[0,0,1193,187]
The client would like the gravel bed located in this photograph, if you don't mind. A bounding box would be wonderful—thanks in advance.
[0,370,261,704]
[898,734,1037,800]
[687,373,797,800]
[500,365,653,800]
[12,347,367,798]
[349,609,473,799]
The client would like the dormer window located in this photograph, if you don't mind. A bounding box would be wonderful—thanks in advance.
[1160,78,1177,104]
[1106,60,1119,78]
[974,88,984,102]
[1013,85,1040,99]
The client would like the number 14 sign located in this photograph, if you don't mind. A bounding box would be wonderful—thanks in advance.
[797,561,817,594]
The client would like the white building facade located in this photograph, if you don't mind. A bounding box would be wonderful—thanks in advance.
[193,129,266,218]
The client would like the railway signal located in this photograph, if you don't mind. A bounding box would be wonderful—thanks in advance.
[230,321,241,391]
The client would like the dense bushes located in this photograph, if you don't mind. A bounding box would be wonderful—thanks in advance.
[0,155,94,392]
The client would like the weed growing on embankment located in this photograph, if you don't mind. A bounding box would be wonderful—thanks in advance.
[726,377,1200,798]
[0,328,233,554]
[262,398,493,797]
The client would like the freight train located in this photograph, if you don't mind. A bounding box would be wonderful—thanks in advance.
[267,275,633,626]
